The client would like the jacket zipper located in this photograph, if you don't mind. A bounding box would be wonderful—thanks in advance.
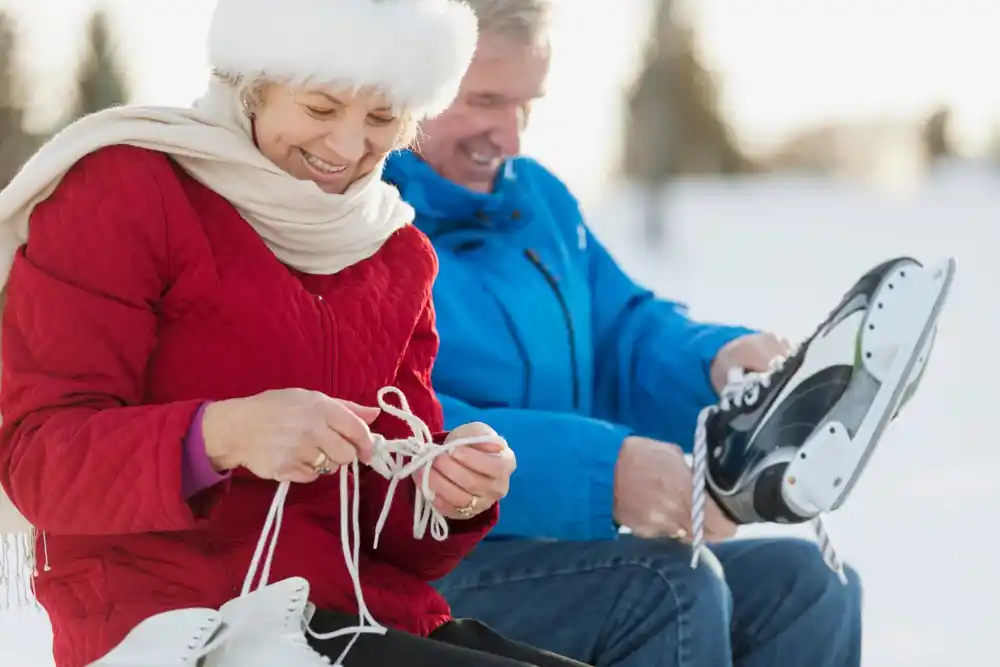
[524,249,580,410]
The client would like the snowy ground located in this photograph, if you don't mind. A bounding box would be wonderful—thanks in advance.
[2,166,998,665]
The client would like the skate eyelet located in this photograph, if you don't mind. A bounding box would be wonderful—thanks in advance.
[829,426,836,434]
[865,351,872,359]
[877,302,883,309]
[800,452,807,459]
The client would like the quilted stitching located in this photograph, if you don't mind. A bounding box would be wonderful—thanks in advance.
[0,146,498,667]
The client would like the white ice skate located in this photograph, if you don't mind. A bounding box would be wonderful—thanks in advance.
[205,577,332,667]
[87,608,226,666]
[688,256,956,580]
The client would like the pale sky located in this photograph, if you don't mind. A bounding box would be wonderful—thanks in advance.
[4,0,999,200]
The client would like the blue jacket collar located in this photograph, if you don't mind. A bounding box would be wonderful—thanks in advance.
[384,150,533,237]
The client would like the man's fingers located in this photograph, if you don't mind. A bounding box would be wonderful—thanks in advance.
[764,334,791,359]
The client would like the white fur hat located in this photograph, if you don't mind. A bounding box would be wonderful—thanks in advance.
[207,0,479,119]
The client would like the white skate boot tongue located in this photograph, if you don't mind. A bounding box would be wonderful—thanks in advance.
[88,608,224,666]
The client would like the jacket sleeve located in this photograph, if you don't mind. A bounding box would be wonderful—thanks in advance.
[586,225,755,451]
[0,146,214,536]
[436,392,628,541]
[359,298,497,581]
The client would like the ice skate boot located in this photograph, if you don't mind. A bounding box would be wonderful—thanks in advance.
[688,256,956,578]
[88,607,226,666]
[205,577,333,667]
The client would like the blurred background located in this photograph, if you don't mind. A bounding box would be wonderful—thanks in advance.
[1,0,997,665]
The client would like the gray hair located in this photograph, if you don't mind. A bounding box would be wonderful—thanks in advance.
[461,0,553,44]
[212,70,418,148]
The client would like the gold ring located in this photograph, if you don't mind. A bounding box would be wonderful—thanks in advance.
[456,495,480,519]
[312,451,331,475]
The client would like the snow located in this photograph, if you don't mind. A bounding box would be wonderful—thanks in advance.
[3,166,998,665]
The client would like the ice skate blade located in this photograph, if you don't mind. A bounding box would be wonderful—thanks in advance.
[782,257,956,516]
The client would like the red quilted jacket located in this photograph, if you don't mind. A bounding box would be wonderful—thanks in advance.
[0,145,498,667]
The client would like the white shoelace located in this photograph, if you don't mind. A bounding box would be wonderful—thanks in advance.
[240,386,506,665]
[689,360,848,585]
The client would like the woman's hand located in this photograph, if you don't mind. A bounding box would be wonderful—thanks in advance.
[425,422,515,521]
[201,388,379,483]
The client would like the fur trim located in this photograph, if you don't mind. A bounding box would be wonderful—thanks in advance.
[207,0,478,118]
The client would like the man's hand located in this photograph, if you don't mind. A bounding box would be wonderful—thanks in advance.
[710,332,792,393]
[613,436,736,542]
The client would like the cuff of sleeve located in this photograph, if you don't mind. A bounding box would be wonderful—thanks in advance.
[182,402,231,500]
[589,422,633,539]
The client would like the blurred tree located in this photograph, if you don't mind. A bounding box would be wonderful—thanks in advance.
[922,106,953,164]
[69,9,129,121]
[623,0,750,246]
[0,11,37,189]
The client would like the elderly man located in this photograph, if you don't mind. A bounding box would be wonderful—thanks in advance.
[383,1,863,665]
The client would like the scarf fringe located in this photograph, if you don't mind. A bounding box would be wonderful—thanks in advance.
[0,530,41,610]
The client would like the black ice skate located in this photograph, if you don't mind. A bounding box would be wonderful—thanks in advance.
[689,256,956,582]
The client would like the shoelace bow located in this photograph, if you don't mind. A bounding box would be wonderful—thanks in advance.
[689,358,848,585]
[235,386,507,665]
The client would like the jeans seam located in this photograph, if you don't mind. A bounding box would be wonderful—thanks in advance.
[446,558,693,667]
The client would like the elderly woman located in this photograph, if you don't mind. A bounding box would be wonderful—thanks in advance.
[0,2,586,667]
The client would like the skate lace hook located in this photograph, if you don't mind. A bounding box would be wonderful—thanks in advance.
[688,353,849,585]
[237,386,506,666]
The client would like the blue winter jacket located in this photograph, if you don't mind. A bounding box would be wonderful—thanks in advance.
[383,150,753,542]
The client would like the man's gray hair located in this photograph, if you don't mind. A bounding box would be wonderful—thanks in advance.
[462,0,553,44]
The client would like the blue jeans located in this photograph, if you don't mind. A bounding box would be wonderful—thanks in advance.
[435,536,862,667]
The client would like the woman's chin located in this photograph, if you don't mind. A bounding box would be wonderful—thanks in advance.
[313,180,349,195]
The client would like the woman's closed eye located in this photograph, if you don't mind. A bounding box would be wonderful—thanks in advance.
[367,113,396,127]
[305,105,338,119]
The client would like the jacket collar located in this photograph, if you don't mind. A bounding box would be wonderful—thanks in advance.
[383,150,533,237]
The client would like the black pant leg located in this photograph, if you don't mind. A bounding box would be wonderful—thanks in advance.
[307,609,545,667]
[431,619,592,667]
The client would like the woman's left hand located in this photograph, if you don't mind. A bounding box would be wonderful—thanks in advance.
[426,422,515,521]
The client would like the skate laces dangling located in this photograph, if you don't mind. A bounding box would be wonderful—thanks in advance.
[240,386,506,665]
[688,356,849,585]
